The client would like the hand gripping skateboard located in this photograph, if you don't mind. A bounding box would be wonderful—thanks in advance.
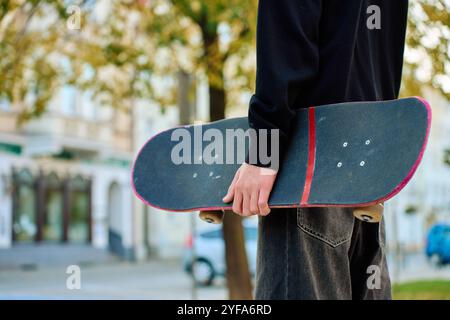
[132,97,431,223]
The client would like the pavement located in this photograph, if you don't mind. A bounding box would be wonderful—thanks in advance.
[0,244,118,270]
[0,259,228,300]
[1,249,450,300]
[387,252,450,283]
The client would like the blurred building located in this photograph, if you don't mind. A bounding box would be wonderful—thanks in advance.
[0,86,128,257]
[0,85,167,261]
[384,90,450,251]
[0,72,212,263]
[132,74,211,258]
[0,0,215,265]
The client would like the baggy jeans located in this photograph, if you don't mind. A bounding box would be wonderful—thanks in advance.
[255,207,391,300]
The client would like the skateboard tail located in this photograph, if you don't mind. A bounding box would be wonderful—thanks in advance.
[301,96,432,207]
[355,96,432,205]
[380,96,432,200]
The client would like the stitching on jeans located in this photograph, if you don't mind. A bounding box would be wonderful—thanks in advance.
[285,208,289,299]
[297,208,351,248]
[378,220,386,249]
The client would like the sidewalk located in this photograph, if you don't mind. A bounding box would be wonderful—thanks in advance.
[388,252,450,283]
[0,244,118,270]
[0,259,227,300]
[1,252,449,299]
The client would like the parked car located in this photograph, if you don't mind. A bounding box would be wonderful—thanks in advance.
[426,223,450,265]
[182,220,257,286]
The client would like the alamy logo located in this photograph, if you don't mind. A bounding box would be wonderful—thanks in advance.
[66,265,81,290]
[170,127,280,171]
[67,5,81,30]
[366,265,381,289]
[367,5,381,30]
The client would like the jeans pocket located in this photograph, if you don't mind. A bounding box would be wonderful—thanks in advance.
[297,207,354,248]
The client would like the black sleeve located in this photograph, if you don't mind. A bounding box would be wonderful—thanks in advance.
[246,0,321,168]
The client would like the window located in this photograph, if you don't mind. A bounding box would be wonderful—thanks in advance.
[13,170,36,242]
[43,173,63,242]
[68,175,91,243]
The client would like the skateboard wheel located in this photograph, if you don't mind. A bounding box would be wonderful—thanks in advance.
[199,211,224,224]
[353,203,383,223]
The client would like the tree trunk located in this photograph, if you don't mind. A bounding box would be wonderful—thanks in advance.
[209,86,225,121]
[208,82,253,298]
[204,34,253,300]
[222,211,253,300]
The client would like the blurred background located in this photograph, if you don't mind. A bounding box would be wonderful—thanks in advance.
[0,0,449,300]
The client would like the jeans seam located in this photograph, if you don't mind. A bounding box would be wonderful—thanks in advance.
[285,208,290,299]
[297,208,352,248]
[378,220,386,249]
[298,224,351,248]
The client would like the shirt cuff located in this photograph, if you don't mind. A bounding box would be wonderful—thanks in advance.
[244,128,288,171]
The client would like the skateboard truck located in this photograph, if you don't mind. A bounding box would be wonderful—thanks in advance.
[199,203,384,224]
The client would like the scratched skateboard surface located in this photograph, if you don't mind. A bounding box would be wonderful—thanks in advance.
[132,97,431,211]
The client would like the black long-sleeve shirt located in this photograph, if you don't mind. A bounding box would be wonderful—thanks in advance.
[248,0,408,166]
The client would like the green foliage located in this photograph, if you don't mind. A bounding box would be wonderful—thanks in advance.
[402,0,450,100]
[393,280,450,300]
[405,205,418,215]
[81,0,258,111]
[1,0,448,123]
[0,0,258,118]
[445,149,450,166]
[1,1,59,122]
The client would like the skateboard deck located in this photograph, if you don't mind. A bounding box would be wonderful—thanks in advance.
[132,97,431,212]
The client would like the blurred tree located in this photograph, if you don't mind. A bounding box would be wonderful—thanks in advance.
[401,1,449,166]
[1,0,257,299]
[402,0,450,100]
[163,0,257,300]
[0,0,64,122]
[65,0,258,299]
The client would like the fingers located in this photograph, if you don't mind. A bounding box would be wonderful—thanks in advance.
[232,190,243,214]
[250,191,260,215]
[222,186,234,203]
[242,191,250,216]
[224,163,276,217]
[222,170,240,203]
[231,182,257,216]
[237,187,268,217]
[258,188,271,216]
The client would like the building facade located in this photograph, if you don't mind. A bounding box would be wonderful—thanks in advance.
[0,69,213,262]
[0,86,139,260]
[384,90,450,251]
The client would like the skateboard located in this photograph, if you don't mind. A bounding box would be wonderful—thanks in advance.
[132,97,431,223]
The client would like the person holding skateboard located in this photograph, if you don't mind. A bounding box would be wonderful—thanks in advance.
[223,0,409,299]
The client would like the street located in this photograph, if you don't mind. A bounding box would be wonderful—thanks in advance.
[0,259,227,300]
[1,254,450,300]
